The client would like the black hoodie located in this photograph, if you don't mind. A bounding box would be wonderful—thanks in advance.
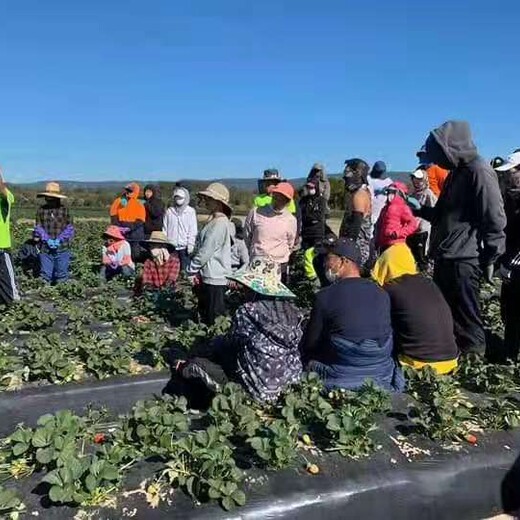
[144,184,165,236]
[421,121,506,264]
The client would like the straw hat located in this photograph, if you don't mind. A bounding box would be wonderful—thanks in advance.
[37,182,67,199]
[228,258,296,299]
[141,231,175,248]
[198,183,232,211]
[103,225,126,241]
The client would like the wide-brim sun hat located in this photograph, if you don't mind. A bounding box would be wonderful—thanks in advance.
[141,231,175,248]
[496,152,520,172]
[270,182,295,201]
[228,257,296,299]
[198,182,232,211]
[103,225,126,241]
[37,182,67,199]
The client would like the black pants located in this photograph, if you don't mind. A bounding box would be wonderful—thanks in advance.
[0,252,19,306]
[177,249,190,272]
[433,259,485,355]
[197,283,227,326]
[407,231,429,271]
[501,271,520,361]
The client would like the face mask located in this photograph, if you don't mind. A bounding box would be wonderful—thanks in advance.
[325,268,339,284]
[120,198,128,208]
[174,197,186,206]
[308,189,316,196]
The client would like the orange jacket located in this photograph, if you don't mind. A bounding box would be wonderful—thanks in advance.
[427,165,449,198]
[110,183,146,224]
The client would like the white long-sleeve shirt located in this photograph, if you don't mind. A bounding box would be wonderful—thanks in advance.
[163,205,198,252]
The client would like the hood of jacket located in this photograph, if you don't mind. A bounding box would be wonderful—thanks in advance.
[172,187,190,211]
[126,182,141,200]
[426,121,478,170]
[144,184,161,200]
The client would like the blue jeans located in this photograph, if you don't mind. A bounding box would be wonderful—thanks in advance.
[40,250,71,284]
[177,249,190,272]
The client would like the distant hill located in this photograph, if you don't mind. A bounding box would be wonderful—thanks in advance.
[14,171,411,193]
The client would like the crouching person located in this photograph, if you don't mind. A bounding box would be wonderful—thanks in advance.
[300,238,404,392]
[18,229,42,278]
[372,243,459,374]
[137,231,180,292]
[100,226,135,282]
[166,259,305,407]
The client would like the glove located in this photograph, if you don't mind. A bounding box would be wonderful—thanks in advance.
[47,239,58,249]
[483,264,495,285]
[187,245,194,255]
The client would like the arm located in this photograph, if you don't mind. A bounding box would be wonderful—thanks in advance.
[187,209,198,253]
[244,209,255,250]
[287,215,297,251]
[299,297,325,361]
[343,212,363,240]
[188,218,225,274]
[476,166,507,265]
[398,204,419,239]
[238,240,250,270]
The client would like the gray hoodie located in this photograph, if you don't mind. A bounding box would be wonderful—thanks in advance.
[187,214,231,285]
[421,121,506,263]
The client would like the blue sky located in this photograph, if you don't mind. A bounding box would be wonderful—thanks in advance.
[1,0,519,183]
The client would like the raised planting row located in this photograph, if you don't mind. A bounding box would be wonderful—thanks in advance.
[0,363,520,519]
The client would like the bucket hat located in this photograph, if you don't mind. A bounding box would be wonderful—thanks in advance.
[270,182,295,201]
[198,182,232,211]
[228,257,296,299]
[263,169,281,180]
[37,182,67,199]
[103,225,126,241]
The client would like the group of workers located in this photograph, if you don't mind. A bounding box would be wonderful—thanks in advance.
[2,118,520,405]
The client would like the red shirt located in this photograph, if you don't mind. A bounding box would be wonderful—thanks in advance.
[142,254,180,289]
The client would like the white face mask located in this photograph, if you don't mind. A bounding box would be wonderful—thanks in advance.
[308,189,317,196]
[174,197,186,206]
[325,268,339,284]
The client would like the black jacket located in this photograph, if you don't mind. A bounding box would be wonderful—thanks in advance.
[420,121,506,264]
[298,194,326,246]
[502,172,520,267]
[144,185,165,236]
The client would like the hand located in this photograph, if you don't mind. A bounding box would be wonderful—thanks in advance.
[188,275,201,286]
[47,238,57,249]
[187,245,194,255]
[407,196,421,211]
[483,264,495,284]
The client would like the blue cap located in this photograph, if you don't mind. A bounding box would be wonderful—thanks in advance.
[372,161,387,174]
[329,238,362,266]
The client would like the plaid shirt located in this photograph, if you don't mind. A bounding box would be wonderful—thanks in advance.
[142,254,180,289]
[36,205,74,251]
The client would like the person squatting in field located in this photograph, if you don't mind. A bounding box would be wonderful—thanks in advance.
[35,182,75,284]
[100,225,135,282]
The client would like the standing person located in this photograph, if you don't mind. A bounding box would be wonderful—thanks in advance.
[375,181,418,252]
[138,231,181,292]
[110,183,146,261]
[35,182,74,284]
[253,169,297,214]
[187,183,232,325]
[100,225,135,282]
[298,180,327,250]
[339,158,374,274]
[245,182,297,283]
[300,238,404,393]
[230,218,249,273]
[163,186,198,271]
[306,163,331,209]
[416,120,506,356]
[368,160,393,229]
[495,152,520,361]
[406,169,437,271]
[0,168,19,305]
[143,184,165,238]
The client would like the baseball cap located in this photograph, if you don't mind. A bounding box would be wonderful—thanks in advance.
[270,182,294,201]
[495,152,520,172]
[328,238,362,266]
[411,169,426,179]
